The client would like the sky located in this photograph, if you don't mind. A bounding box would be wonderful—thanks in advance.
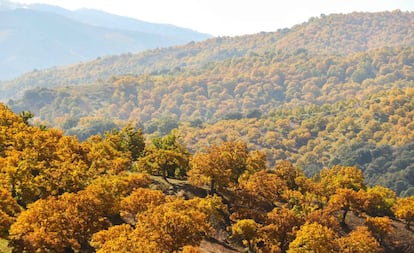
[9,0,414,36]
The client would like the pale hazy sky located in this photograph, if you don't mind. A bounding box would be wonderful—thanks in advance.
[10,0,414,36]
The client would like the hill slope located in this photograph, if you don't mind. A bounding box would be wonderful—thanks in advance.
[1,10,413,100]
[6,11,414,195]
[0,3,210,81]
[10,46,414,125]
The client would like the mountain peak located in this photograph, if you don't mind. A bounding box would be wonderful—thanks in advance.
[0,3,212,81]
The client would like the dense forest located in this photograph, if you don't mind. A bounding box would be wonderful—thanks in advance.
[1,103,414,253]
[1,10,414,252]
[9,46,414,124]
[179,88,414,196]
[7,12,414,196]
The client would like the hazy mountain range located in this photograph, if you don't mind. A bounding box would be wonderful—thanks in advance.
[1,10,413,101]
[0,0,211,80]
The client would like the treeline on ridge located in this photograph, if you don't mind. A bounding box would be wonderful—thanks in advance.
[10,46,414,129]
[1,10,413,99]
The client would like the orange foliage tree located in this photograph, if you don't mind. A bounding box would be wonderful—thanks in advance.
[287,222,339,253]
[337,226,382,253]
[393,196,414,229]
[188,141,265,193]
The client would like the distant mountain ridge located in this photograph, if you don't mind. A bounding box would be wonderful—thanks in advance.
[0,10,413,101]
[27,4,210,42]
[0,1,211,81]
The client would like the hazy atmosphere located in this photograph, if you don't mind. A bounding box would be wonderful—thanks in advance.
[9,0,414,35]
[1,1,414,252]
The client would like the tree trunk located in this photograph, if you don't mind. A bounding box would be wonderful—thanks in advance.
[210,179,216,195]
[341,206,349,225]
[162,168,169,183]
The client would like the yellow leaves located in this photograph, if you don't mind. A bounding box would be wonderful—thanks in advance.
[136,149,189,178]
[363,185,396,216]
[282,190,322,216]
[90,224,160,253]
[326,188,365,224]
[365,216,394,244]
[180,245,202,253]
[245,150,267,174]
[92,197,213,253]
[191,195,228,229]
[120,188,166,224]
[2,102,413,253]
[9,189,112,252]
[231,219,259,251]
[240,170,287,204]
[260,207,302,252]
[0,116,138,206]
[104,124,145,161]
[393,196,414,228]
[287,222,339,253]
[232,170,288,221]
[83,133,133,175]
[318,165,365,196]
[188,150,225,189]
[273,161,302,190]
[84,173,151,217]
[6,174,149,252]
[337,226,382,253]
[189,141,266,193]
[135,198,211,251]
[0,188,20,238]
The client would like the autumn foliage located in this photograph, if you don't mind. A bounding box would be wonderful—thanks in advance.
[0,101,413,252]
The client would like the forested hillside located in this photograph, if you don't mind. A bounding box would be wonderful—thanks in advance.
[1,103,414,253]
[1,9,414,252]
[179,88,414,196]
[11,46,413,124]
[6,11,414,196]
[1,11,413,100]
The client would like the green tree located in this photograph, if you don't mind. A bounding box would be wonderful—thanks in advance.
[105,124,145,160]
[18,111,34,125]
[135,132,190,179]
